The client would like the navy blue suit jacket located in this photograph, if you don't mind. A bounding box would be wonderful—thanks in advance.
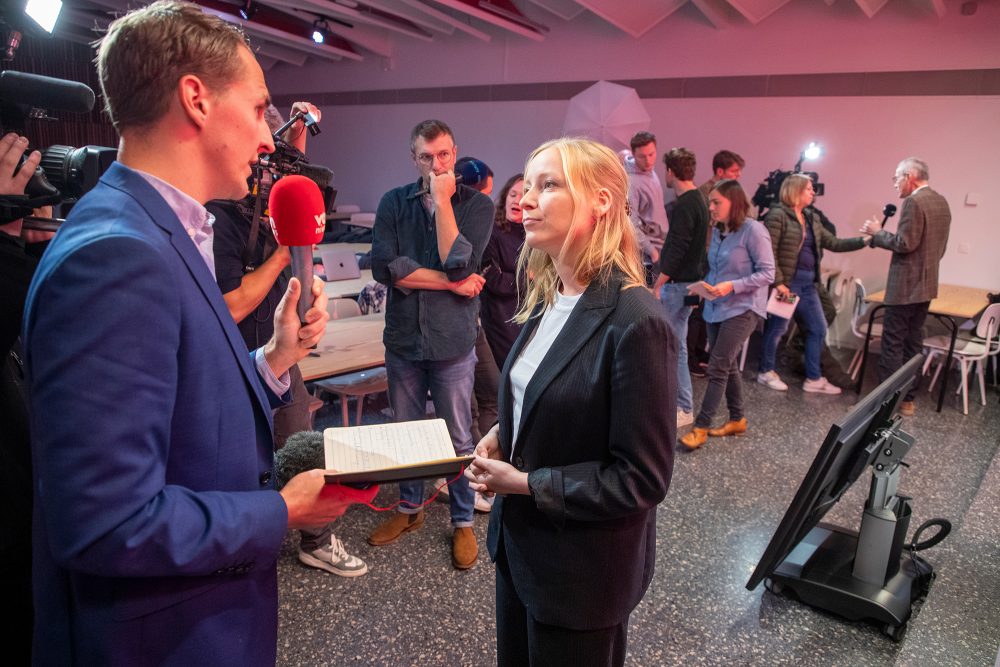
[23,163,290,666]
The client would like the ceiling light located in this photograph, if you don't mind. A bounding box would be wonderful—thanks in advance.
[239,0,257,21]
[312,18,329,44]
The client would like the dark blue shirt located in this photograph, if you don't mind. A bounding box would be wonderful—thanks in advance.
[793,219,817,286]
[371,179,494,361]
[209,199,285,350]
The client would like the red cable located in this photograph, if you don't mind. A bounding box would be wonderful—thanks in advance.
[363,465,467,512]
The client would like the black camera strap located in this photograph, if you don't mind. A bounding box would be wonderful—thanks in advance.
[242,189,263,273]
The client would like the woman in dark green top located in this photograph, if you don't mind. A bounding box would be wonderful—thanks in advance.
[756,174,868,394]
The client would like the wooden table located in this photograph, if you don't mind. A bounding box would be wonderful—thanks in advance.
[298,313,386,382]
[857,284,992,412]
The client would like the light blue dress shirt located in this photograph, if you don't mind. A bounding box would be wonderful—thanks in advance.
[136,168,290,395]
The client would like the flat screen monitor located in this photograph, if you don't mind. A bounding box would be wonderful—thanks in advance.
[746,354,923,591]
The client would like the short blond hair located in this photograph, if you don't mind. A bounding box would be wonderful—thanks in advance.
[514,137,644,323]
[779,173,813,208]
[96,0,249,133]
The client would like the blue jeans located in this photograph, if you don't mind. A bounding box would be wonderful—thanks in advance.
[385,347,477,528]
[659,283,693,413]
[758,282,827,380]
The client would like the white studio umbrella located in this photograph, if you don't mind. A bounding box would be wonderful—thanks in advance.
[562,81,651,151]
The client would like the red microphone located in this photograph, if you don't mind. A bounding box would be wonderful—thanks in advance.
[268,175,326,322]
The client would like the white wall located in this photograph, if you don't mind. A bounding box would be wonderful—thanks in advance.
[268,1,1000,93]
[269,1,1000,345]
[304,94,1000,293]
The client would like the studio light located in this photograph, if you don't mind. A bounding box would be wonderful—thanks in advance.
[802,142,823,161]
[25,0,63,33]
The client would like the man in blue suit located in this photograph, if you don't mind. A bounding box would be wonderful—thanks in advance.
[21,3,370,664]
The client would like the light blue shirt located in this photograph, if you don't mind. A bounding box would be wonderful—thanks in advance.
[135,168,289,395]
[703,217,775,323]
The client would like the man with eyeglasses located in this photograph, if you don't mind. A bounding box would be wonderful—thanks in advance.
[368,119,494,569]
[861,157,951,416]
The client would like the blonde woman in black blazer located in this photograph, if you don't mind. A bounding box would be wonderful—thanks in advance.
[467,138,676,666]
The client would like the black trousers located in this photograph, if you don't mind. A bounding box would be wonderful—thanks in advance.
[878,301,930,402]
[495,549,628,667]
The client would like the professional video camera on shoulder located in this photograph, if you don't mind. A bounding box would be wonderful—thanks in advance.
[1,4,116,230]
[254,109,336,213]
[752,142,825,218]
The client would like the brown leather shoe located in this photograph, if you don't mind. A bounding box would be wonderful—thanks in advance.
[452,527,478,570]
[680,427,708,450]
[899,401,915,417]
[708,418,748,437]
[367,511,424,546]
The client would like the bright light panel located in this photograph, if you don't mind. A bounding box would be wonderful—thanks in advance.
[803,142,822,161]
[25,0,63,33]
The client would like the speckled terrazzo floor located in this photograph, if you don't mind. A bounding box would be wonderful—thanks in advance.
[277,353,1000,666]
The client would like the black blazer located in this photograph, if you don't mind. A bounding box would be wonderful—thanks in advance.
[487,271,677,630]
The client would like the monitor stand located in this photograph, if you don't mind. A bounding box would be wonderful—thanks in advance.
[765,421,935,641]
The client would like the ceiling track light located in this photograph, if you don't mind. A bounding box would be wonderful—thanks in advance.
[311,18,329,45]
[239,0,257,21]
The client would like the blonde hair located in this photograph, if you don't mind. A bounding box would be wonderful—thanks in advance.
[514,137,644,323]
[779,173,813,208]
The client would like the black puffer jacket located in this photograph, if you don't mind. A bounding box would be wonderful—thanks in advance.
[763,204,865,287]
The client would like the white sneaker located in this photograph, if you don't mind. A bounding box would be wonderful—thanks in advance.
[803,377,842,395]
[298,534,369,577]
[757,370,789,391]
[676,409,694,428]
[474,492,494,513]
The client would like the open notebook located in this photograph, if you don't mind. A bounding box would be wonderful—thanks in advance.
[323,418,473,485]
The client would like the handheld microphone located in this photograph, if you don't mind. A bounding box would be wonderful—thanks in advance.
[413,159,488,197]
[268,175,326,322]
[881,203,898,225]
[0,71,96,114]
[869,203,897,247]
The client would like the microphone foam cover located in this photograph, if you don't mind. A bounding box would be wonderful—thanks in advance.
[275,431,325,489]
[269,174,326,246]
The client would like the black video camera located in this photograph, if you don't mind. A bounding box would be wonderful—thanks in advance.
[0,69,116,227]
[752,169,824,217]
[253,110,336,213]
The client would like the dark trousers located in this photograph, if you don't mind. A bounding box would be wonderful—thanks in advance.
[495,550,628,667]
[274,364,335,549]
[273,364,310,450]
[696,311,759,429]
[878,301,930,402]
[471,326,500,443]
[687,302,709,370]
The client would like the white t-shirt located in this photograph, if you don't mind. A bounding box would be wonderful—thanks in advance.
[509,290,583,456]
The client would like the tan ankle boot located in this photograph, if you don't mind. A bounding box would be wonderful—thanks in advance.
[680,427,708,450]
[708,418,748,437]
